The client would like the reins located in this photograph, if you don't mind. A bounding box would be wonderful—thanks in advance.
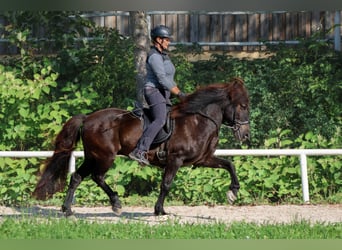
[197,111,219,130]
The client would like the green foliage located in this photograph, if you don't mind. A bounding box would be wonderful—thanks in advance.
[0,62,96,151]
[0,158,38,205]
[297,132,342,200]
[0,63,57,149]
[54,27,136,109]
[1,11,93,53]
[188,35,341,146]
[171,46,199,93]
[0,61,97,205]
[170,168,230,205]
[0,12,340,207]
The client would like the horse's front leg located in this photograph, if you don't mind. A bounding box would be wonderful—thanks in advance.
[226,159,240,204]
[202,157,240,204]
[154,165,179,215]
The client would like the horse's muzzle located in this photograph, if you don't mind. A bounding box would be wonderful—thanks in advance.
[233,122,250,142]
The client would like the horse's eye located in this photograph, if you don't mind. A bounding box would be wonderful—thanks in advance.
[240,104,247,110]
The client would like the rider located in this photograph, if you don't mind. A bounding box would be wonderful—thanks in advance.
[129,25,186,165]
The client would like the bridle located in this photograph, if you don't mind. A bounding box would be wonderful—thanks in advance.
[226,119,250,131]
[226,119,249,141]
[196,104,249,139]
[223,106,250,140]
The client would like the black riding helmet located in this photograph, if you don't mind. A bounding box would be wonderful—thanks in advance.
[151,25,172,41]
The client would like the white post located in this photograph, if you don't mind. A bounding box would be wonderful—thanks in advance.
[68,152,76,173]
[299,153,310,203]
[334,11,341,51]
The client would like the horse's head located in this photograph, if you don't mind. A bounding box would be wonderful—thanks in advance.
[223,78,250,142]
[172,78,250,142]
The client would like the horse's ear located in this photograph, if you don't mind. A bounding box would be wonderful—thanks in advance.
[228,77,249,105]
[231,77,244,86]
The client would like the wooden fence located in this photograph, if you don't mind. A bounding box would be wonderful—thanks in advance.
[87,11,341,51]
[0,11,341,53]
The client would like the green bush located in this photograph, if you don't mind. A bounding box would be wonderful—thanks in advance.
[54,27,136,109]
[0,13,340,206]
[1,130,340,206]
[0,158,37,205]
[189,42,342,147]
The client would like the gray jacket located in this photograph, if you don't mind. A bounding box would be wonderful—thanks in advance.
[145,47,176,91]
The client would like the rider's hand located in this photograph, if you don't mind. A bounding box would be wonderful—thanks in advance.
[177,92,187,102]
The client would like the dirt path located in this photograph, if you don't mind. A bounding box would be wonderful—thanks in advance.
[1,204,341,225]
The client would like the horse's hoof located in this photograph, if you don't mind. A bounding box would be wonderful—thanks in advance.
[155,212,167,216]
[154,210,167,216]
[227,190,237,204]
[112,206,122,216]
[64,210,74,217]
[61,206,74,217]
[66,214,77,221]
[61,205,67,213]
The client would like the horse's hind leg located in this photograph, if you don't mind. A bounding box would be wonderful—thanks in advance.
[61,161,91,217]
[92,173,122,215]
[91,159,122,215]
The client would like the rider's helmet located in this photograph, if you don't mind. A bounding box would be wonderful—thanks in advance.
[151,25,172,41]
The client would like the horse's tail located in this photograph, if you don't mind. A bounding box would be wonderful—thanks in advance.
[32,114,87,200]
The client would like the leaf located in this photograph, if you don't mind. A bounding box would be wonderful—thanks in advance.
[33,73,41,80]
[42,86,50,94]
[1,186,7,194]
[41,67,47,75]
[203,184,212,192]
[264,137,278,148]
[304,131,314,140]
[280,139,293,147]
[279,129,291,137]
[32,88,41,99]
[283,167,298,174]
[18,108,29,118]
[115,185,125,196]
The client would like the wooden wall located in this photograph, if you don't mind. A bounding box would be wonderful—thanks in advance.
[0,11,340,54]
[88,11,340,51]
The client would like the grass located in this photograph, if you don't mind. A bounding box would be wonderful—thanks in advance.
[3,195,341,240]
[0,216,341,239]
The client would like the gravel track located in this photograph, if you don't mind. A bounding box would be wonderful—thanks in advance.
[1,204,341,225]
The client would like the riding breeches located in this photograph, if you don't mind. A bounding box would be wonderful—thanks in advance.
[135,87,168,152]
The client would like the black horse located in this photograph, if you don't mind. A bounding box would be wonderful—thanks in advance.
[33,77,250,216]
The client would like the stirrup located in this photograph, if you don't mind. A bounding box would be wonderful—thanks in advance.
[129,150,150,166]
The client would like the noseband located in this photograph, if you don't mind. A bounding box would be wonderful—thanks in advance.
[224,106,249,140]
[197,105,249,139]
[226,119,249,131]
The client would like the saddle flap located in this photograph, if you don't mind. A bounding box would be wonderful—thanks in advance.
[142,108,174,145]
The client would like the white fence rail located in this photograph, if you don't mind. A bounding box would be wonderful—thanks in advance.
[1,149,341,203]
[215,149,342,203]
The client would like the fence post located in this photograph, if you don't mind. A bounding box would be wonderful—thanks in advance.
[68,152,76,173]
[299,153,310,203]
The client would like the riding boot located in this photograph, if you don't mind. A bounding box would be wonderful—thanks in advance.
[128,148,150,165]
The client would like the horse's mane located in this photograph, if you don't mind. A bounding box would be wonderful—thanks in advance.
[172,77,249,118]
